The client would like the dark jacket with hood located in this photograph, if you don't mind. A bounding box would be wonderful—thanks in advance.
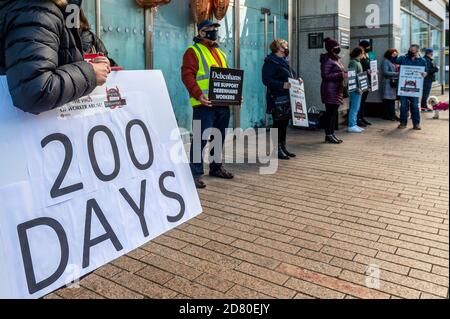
[0,0,97,114]
[262,53,295,114]
[320,53,346,106]
[424,55,439,82]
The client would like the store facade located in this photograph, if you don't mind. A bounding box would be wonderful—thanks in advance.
[84,0,447,130]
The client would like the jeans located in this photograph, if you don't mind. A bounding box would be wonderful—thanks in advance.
[400,96,421,126]
[190,106,231,178]
[324,104,340,135]
[421,79,433,109]
[348,92,362,128]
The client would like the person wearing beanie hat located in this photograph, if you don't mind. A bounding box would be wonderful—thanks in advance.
[320,37,347,144]
[422,48,440,112]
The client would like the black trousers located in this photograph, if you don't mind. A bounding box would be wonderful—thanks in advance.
[324,104,340,136]
[358,91,369,120]
[383,99,396,119]
[273,119,289,144]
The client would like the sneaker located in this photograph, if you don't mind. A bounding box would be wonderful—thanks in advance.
[421,108,433,113]
[348,126,363,133]
[357,126,366,131]
[413,125,422,131]
[361,118,372,126]
[398,124,407,129]
[357,120,367,128]
[325,135,341,144]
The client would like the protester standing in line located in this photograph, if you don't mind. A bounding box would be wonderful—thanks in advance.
[320,38,347,144]
[0,0,109,113]
[357,40,373,128]
[262,39,298,160]
[381,48,400,121]
[181,20,234,189]
[347,47,365,133]
[396,44,428,130]
[421,48,440,112]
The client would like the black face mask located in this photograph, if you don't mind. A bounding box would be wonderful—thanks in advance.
[408,51,416,58]
[332,47,341,55]
[204,30,218,41]
[284,48,290,58]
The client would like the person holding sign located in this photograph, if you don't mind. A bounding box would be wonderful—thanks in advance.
[347,47,366,133]
[0,0,110,114]
[381,48,400,121]
[262,39,298,160]
[182,20,234,189]
[396,44,427,130]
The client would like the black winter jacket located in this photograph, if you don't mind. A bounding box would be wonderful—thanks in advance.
[262,53,295,114]
[0,0,97,114]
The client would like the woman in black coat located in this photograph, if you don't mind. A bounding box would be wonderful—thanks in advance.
[262,39,297,160]
[0,0,110,114]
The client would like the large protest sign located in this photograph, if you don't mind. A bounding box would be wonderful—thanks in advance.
[0,71,202,299]
[370,60,379,92]
[208,67,244,106]
[288,78,309,128]
[398,65,426,98]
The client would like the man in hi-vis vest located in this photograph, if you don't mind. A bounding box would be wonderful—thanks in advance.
[182,20,234,189]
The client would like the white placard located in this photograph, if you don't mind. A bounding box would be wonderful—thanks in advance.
[288,78,309,128]
[0,71,202,299]
[370,60,379,92]
[398,65,426,98]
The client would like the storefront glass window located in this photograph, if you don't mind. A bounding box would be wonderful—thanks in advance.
[411,16,429,49]
[412,3,428,21]
[401,0,411,10]
[430,27,442,82]
[400,10,411,54]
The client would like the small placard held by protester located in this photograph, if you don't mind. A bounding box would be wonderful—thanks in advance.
[397,65,426,98]
[370,60,379,92]
[208,67,244,106]
[288,78,310,128]
[348,68,358,93]
[357,72,370,92]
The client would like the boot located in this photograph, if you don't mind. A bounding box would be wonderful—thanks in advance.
[278,146,290,160]
[281,143,296,158]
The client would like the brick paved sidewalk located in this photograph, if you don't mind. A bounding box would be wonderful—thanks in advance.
[48,103,449,300]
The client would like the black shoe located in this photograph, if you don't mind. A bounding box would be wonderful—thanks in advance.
[278,147,290,160]
[357,120,367,128]
[361,118,372,126]
[210,167,234,179]
[413,125,422,131]
[281,144,296,158]
[194,178,206,189]
[325,135,341,144]
[332,134,343,144]
[398,123,407,129]
[394,116,401,122]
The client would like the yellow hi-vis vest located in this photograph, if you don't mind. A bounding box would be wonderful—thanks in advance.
[188,43,228,107]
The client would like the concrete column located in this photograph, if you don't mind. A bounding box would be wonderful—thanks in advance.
[350,0,400,103]
[298,0,351,111]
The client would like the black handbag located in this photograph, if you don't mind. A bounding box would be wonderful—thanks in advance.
[271,94,292,121]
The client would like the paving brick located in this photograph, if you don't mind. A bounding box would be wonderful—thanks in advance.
[285,277,346,299]
[141,253,202,280]
[225,285,273,299]
[165,276,226,299]
[135,265,175,285]
[111,272,178,299]
[230,249,281,270]
[376,251,432,272]
[234,262,289,286]
[194,273,235,293]
[80,274,143,299]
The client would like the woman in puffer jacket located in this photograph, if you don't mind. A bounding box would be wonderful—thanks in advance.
[0,0,110,114]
